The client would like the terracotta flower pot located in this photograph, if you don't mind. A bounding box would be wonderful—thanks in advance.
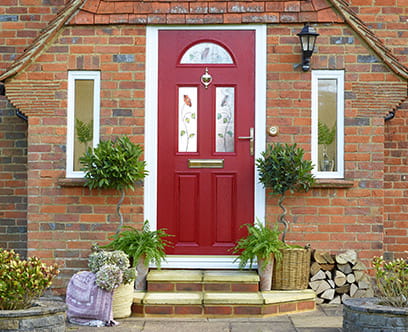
[257,254,274,291]
[135,255,149,291]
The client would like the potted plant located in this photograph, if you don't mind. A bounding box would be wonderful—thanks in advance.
[343,256,408,331]
[256,143,315,290]
[318,121,336,171]
[232,220,286,291]
[0,249,65,331]
[79,135,148,234]
[88,249,136,318]
[102,220,173,290]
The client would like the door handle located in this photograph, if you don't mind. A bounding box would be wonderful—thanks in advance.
[238,127,254,156]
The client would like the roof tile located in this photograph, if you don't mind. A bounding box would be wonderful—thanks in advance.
[71,10,95,24]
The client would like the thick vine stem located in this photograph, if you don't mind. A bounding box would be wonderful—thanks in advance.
[278,193,288,243]
[116,189,126,234]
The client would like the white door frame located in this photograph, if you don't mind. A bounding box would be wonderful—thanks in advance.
[144,25,266,269]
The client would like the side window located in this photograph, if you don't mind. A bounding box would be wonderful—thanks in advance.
[66,71,100,178]
[311,70,344,179]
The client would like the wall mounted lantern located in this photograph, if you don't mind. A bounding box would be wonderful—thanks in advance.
[297,23,319,71]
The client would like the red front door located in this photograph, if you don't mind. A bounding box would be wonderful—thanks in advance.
[157,30,255,255]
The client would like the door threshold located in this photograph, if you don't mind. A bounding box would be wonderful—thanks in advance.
[157,255,252,269]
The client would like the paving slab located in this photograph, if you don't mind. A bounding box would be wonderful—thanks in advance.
[203,270,259,282]
[262,290,315,304]
[291,315,343,329]
[230,321,295,332]
[143,292,202,305]
[147,270,203,282]
[143,321,230,332]
[204,292,264,304]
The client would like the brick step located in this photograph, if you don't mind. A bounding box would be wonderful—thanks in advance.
[147,269,260,293]
[131,290,316,317]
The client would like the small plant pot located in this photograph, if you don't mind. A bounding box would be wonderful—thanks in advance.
[0,300,66,331]
[343,297,408,331]
[135,255,149,291]
[257,254,274,291]
[112,283,134,319]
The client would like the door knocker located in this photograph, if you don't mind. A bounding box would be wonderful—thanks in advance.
[200,67,212,89]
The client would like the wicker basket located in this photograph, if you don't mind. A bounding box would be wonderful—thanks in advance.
[112,282,134,319]
[272,247,311,290]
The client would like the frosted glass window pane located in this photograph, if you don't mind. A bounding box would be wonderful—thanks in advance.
[318,79,337,172]
[216,87,235,152]
[180,42,233,64]
[74,79,94,171]
[178,87,198,152]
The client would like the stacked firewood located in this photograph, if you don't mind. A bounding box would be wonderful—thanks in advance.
[309,249,374,304]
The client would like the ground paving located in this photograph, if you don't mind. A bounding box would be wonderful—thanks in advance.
[67,304,343,332]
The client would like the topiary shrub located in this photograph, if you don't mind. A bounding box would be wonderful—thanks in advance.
[256,143,315,242]
[80,136,148,233]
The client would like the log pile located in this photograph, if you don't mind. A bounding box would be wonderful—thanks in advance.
[309,249,374,304]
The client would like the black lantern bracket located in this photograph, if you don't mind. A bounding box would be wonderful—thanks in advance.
[297,23,319,71]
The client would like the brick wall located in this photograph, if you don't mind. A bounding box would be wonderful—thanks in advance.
[347,0,408,261]
[3,20,406,291]
[384,100,408,260]
[349,0,408,66]
[0,96,27,258]
[0,0,65,72]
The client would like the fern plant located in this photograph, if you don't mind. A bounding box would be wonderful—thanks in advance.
[75,118,93,147]
[232,220,286,271]
[318,121,336,146]
[102,220,173,268]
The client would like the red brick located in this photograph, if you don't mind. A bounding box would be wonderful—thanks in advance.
[175,305,203,315]
[204,306,232,316]
[131,304,144,315]
[231,283,259,292]
[176,283,202,292]
[148,282,175,292]
[233,306,262,315]
[278,303,297,313]
[145,305,174,315]
[204,283,231,291]
[297,301,315,311]
[263,304,279,315]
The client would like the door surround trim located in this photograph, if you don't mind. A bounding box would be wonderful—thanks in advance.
[145,25,266,268]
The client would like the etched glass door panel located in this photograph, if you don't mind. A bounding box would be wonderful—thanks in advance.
[180,42,233,64]
[178,87,198,152]
[216,87,235,153]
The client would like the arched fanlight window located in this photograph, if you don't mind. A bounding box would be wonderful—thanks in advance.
[180,42,234,64]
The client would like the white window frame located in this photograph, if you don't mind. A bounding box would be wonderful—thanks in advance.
[66,71,100,178]
[311,70,344,179]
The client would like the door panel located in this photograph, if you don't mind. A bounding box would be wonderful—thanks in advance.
[158,30,255,255]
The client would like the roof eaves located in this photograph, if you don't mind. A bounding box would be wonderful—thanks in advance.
[0,0,85,82]
[329,0,408,80]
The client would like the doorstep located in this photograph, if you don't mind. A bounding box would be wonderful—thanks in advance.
[131,270,316,318]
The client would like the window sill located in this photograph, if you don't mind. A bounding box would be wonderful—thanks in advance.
[58,178,86,187]
[312,179,354,189]
[57,178,145,187]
